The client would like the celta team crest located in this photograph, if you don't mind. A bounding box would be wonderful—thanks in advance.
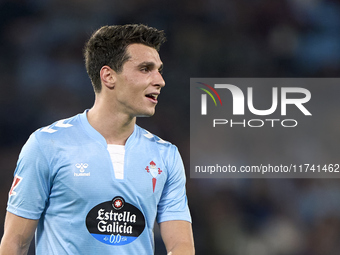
[145,161,162,192]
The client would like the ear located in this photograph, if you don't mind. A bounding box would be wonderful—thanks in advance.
[100,65,116,89]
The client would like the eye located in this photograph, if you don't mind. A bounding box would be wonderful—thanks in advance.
[140,66,150,73]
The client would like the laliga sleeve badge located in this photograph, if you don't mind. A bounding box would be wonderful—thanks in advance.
[9,175,22,197]
[86,196,145,245]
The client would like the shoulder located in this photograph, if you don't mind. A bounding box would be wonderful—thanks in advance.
[34,114,81,139]
[16,115,80,167]
[135,125,176,149]
[134,125,181,161]
[29,113,84,152]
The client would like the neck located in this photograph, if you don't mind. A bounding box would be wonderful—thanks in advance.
[87,98,136,145]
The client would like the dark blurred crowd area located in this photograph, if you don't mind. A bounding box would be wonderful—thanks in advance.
[1,0,340,254]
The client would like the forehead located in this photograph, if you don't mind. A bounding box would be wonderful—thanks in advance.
[125,43,162,66]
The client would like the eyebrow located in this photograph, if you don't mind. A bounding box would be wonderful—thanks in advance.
[137,61,163,71]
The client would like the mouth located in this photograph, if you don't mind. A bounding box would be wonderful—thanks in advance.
[145,93,159,103]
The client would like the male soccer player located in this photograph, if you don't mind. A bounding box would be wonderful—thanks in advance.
[0,24,194,255]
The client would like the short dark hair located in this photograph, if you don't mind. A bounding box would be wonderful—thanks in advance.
[84,24,166,93]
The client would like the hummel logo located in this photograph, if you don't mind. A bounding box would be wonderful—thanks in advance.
[75,163,88,172]
[74,163,90,177]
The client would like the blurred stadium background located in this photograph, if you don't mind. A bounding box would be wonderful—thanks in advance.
[1,0,340,254]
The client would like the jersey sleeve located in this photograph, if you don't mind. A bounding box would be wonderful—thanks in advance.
[7,132,51,220]
[156,146,191,223]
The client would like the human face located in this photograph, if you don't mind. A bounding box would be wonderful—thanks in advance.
[113,43,165,118]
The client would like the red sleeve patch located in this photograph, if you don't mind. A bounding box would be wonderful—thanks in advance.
[9,175,22,197]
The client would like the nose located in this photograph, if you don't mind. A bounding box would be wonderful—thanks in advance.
[153,71,165,88]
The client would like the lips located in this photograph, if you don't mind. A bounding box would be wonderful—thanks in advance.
[145,93,159,103]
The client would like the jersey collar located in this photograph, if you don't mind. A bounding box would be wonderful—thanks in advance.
[79,109,138,149]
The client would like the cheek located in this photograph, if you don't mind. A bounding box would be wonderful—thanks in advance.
[118,74,147,102]
[126,79,146,96]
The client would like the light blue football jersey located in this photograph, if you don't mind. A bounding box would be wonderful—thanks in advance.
[7,110,191,254]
